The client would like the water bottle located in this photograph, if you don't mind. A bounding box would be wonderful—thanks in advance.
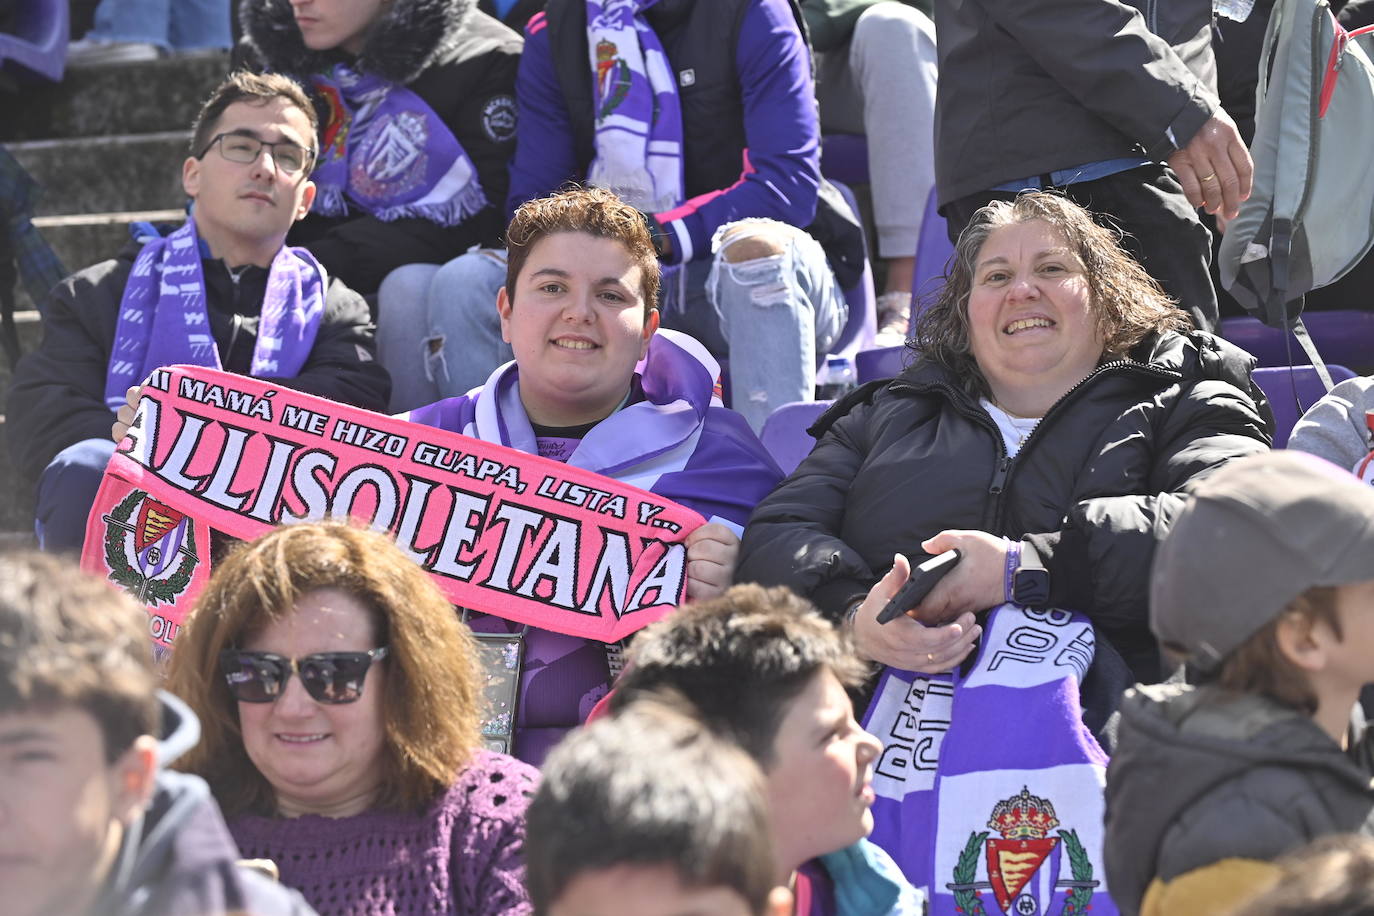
[1214,0,1255,22]
[817,356,856,401]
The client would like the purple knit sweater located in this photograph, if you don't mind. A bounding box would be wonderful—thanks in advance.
[228,750,538,916]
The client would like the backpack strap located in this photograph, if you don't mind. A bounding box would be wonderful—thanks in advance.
[1291,316,1336,391]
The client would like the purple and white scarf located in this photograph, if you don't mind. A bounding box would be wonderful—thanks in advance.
[105,218,326,409]
[862,605,1120,916]
[585,0,684,212]
[311,64,487,225]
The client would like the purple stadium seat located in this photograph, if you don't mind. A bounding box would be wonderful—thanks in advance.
[821,133,870,187]
[911,187,953,325]
[1252,364,1358,447]
[830,180,876,358]
[760,400,834,474]
[0,0,68,82]
[1221,311,1374,370]
[856,344,907,383]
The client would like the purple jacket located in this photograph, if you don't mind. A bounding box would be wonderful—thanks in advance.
[405,330,784,764]
[508,0,821,264]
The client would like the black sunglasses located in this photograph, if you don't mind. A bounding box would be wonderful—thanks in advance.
[220,648,388,705]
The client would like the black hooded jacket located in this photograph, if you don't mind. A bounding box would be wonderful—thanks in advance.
[239,0,522,294]
[91,692,315,915]
[1104,682,1374,915]
[737,330,1271,682]
[6,238,390,481]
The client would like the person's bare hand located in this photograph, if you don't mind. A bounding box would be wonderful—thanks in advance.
[1167,108,1253,220]
[111,385,142,443]
[684,522,739,602]
[910,530,1010,624]
[851,554,982,674]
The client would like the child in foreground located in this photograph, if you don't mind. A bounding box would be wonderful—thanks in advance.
[1105,451,1374,916]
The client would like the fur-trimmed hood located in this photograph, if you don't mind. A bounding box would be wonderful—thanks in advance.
[240,0,477,84]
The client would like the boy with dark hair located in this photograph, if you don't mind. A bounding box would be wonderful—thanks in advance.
[8,69,389,553]
[0,551,312,915]
[610,583,923,915]
[1105,451,1374,916]
[527,700,791,916]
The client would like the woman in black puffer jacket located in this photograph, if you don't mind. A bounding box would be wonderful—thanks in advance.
[738,192,1271,685]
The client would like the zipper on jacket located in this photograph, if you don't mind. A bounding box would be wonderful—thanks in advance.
[891,357,1182,535]
[224,266,247,359]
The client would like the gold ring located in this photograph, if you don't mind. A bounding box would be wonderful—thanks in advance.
[1200,173,1217,183]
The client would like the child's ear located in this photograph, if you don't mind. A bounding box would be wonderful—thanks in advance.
[1275,611,1330,673]
[110,734,159,827]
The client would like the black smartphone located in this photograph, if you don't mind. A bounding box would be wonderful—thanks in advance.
[876,549,962,624]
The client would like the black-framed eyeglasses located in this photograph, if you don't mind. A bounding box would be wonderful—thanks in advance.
[219,648,388,704]
[198,133,316,176]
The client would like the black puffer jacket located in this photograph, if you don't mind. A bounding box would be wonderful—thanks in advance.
[1105,682,1374,915]
[239,0,522,295]
[737,330,1270,681]
[7,239,390,481]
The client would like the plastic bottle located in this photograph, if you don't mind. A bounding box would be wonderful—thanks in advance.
[1214,0,1255,22]
[817,355,856,401]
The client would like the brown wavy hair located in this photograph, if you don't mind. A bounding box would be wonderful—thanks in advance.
[505,185,661,314]
[165,522,483,817]
[912,191,1188,396]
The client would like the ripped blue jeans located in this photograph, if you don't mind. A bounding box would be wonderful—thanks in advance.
[376,221,845,428]
[668,219,846,432]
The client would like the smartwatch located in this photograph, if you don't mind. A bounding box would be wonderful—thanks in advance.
[1010,539,1051,608]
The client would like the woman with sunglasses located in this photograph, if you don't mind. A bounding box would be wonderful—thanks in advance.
[165,522,537,916]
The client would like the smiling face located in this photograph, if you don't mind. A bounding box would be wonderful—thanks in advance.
[965,219,1106,409]
[237,588,388,818]
[499,231,660,428]
[763,670,881,872]
[182,98,317,268]
[289,0,389,54]
[0,707,155,916]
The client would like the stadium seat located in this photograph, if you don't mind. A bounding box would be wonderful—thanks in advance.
[856,344,907,384]
[829,180,877,359]
[1221,311,1374,371]
[911,186,953,323]
[1252,364,1358,446]
[820,133,869,187]
[760,400,833,474]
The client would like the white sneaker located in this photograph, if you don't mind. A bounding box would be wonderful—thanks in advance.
[67,38,162,67]
[873,290,912,348]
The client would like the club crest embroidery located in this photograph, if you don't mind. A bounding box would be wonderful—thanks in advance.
[353,110,431,202]
[101,489,199,606]
[948,787,1099,916]
[595,38,633,119]
[317,82,352,163]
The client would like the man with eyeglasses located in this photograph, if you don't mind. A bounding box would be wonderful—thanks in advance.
[7,70,391,554]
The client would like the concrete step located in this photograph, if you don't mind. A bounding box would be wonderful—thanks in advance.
[1,51,230,142]
[10,209,181,311]
[8,131,189,217]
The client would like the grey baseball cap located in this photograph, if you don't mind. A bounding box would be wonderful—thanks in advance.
[1151,451,1374,672]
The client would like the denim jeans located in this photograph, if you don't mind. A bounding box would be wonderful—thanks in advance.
[376,249,510,411]
[86,0,231,50]
[35,438,116,554]
[378,221,846,430]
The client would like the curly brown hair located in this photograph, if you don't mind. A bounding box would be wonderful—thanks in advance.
[505,186,661,314]
[912,191,1189,396]
[165,522,483,816]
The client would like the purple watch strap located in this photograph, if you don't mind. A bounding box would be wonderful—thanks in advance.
[1004,540,1022,604]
